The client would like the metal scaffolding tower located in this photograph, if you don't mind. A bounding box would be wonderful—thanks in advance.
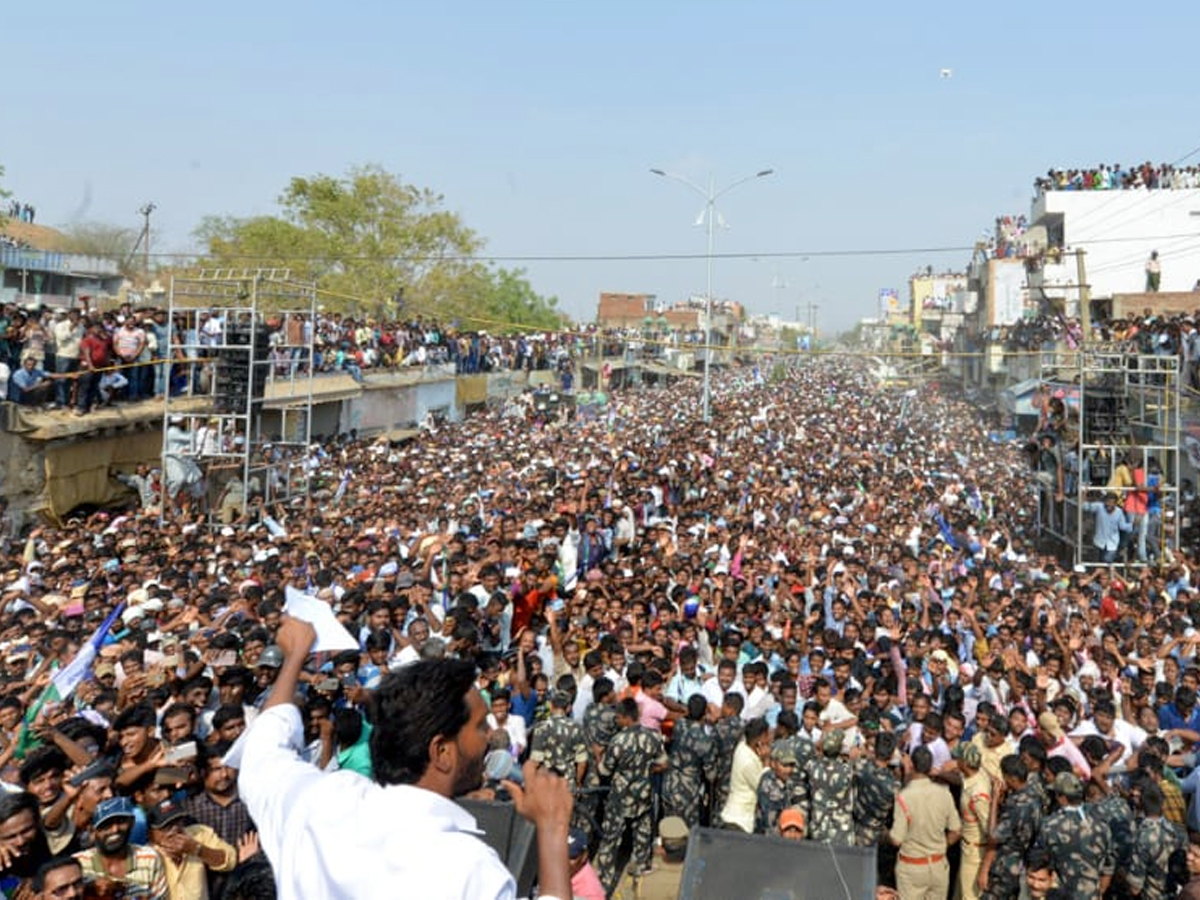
[162,270,319,526]
[1036,348,1182,568]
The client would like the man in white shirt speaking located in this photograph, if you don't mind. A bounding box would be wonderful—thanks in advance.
[240,617,574,900]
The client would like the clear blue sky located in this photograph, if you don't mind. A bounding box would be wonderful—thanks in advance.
[4,1,1198,333]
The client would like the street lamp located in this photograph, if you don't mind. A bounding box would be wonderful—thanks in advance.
[650,167,773,421]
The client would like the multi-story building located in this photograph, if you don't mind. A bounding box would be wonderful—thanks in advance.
[1026,185,1200,312]
[595,292,659,329]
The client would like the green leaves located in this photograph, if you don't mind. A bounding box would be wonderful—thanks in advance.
[193,164,563,328]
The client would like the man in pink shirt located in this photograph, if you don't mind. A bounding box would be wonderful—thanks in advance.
[1037,711,1092,779]
[568,828,605,900]
[637,670,669,733]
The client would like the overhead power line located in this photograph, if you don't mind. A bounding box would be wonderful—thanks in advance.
[123,231,1200,265]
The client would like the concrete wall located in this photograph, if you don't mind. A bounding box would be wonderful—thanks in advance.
[0,426,48,525]
[1112,291,1200,319]
[2,362,575,516]
[340,378,459,435]
[597,293,654,328]
[1031,189,1200,301]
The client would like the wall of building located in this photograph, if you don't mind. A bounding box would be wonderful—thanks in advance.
[0,424,48,524]
[910,273,969,327]
[1032,189,1200,300]
[596,292,655,328]
[3,364,566,517]
[340,378,459,435]
[987,259,1030,326]
[1111,291,1200,319]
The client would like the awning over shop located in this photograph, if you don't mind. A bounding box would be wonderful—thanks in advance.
[263,374,362,409]
[999,378,1079,418]
[581,360,630,372]
[456,375,489,406]
[642,361,701,378]
[44,430,162,520]
[380,428,421,443]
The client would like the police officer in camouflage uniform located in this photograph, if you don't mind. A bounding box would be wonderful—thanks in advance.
[531,689,589,789]
[594,697,668,896]
[580,676,618,835]
[1033,772,1113,899]
[774,710,815,816]
[1018,735,1053,818]
[661,695,718,827]
[1126,782,1186,900]
[854,730,899,890]
[1084,777,1137,897]
[980,754,1043,900]
[711,693,745,819]
[802,728,855,846]
[854,730,898,847]
[530,689,590,831]
[755,742,799,835]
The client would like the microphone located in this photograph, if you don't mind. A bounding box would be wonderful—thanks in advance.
[484,749,523,786]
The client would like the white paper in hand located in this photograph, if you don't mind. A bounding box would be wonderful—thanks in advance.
[284,585,359,653]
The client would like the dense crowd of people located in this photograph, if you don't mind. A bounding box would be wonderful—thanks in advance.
[0,299,668,414]
[0,235,32,251]
[990,215,1031,260]
[976,306,1200,384]
[5,354,1200,898]
[1035,164,1200,193]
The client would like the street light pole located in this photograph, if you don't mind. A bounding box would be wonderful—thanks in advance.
[650,167,773,421]
[703,174,715,421]
[137,202,157,284]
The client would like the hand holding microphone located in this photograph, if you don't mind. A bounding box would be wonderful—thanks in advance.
[484,749,523,787]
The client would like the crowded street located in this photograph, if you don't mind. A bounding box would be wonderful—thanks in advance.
[1,351,1198,899]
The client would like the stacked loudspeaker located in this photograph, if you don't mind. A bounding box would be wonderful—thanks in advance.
[457,799,538,898]
[678,828,876,900]
[214,321,270,414]
[1080,387,1126,445]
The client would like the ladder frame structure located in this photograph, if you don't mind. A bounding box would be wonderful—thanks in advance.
[161,270,319,526]
[1036,348,1182,569]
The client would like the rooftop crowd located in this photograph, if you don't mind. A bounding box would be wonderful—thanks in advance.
[977,305,1200,379]
[1036,164,1200,193]
[3,355,1200,898]
[5,201,36,225]
[0,301,652,415]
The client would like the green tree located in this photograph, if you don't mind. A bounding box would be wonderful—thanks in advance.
[193,165,563,328]
[482,267,563,330]
[839,322,866,347]
[53,221,141,278]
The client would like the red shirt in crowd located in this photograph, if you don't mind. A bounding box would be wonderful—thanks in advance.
[80,330,112,368]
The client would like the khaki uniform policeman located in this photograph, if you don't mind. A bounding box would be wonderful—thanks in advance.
[957,743,992,900]
[889,745,961,900]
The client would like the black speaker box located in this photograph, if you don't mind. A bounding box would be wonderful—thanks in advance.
[457,798,538,897]
[678,828,877,900]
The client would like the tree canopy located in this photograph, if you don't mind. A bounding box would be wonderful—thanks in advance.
[194,165,564,329]
[53,221,141,279]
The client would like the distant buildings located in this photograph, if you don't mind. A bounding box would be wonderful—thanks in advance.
[0,224,123,307]
[1027,186,1200,314]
